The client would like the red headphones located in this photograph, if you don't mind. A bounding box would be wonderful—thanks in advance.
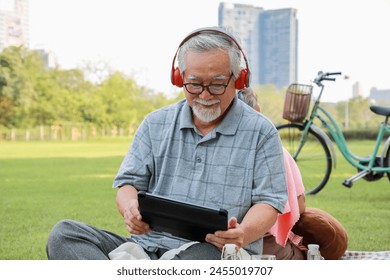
[170,27,250,90]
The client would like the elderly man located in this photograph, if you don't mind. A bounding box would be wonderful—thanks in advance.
[46,27,287,260]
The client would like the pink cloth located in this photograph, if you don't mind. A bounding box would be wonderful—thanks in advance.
[268,148,305,247]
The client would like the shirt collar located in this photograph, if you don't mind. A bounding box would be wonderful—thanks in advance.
[216,96,242,135]
[179,101,195,129]
[179,96,243,136]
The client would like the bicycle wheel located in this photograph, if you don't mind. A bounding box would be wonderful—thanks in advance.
[276,123,332,195]
[385,143,390,180]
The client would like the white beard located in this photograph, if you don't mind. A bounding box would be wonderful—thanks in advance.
[192,98,221,123]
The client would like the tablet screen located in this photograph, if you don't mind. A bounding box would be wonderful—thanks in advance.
[138,191,228,242]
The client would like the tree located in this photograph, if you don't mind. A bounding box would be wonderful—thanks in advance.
[0,56,13,126]
[0,46,43,127]
[97,71,144,129]
[253,84,285,125]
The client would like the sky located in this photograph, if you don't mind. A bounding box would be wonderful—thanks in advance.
[28,0,390,102]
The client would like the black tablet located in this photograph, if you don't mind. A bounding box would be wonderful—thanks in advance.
[138,191,228,242]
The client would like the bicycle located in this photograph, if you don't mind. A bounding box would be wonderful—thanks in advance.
[276,71,390,195]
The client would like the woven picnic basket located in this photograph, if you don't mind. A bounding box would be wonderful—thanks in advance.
[282,83,313,122]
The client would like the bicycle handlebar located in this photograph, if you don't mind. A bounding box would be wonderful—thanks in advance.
[313,71,342,86]
[326,72,342,76]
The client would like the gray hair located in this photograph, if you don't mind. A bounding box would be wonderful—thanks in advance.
[237,87,258,108]
[177,31,244,80]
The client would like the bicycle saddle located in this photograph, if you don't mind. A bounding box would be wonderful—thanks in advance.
[370,105,390,117]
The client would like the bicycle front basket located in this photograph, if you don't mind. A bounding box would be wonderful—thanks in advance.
[282,84,313,122]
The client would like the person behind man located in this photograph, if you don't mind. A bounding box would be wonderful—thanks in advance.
[46,27,288,260]
[237,87,306,259]
[237,87,349,260]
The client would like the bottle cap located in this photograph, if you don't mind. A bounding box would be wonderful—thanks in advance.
[224,244,237,253]
[308,244,319,250]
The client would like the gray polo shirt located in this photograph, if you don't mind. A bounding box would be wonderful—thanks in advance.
[113,96,287,254]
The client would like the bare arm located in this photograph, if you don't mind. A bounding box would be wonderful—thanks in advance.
[297,194,306,214]
[206,203,278,250]
[116,185,150,235]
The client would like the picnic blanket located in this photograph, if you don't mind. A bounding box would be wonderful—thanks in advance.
[109,243,390,260]
[341,250,390,260]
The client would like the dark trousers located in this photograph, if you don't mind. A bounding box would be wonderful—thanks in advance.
[46,219,221,260]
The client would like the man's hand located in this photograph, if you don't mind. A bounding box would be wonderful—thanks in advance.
[205,203,278,251]
[123,198,150,235]
[205,217,244,250]
[117,185,150,235]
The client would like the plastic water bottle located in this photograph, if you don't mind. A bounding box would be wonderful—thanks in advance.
[307,244,322,260]
[221,244,240,260]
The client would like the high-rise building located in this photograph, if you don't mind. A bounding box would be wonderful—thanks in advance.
[218,3,263,85]
[352,81,364,98]
[218,2,298,89]
[0,0,29,51]
[36,49,57,69]
[369,87,390,104]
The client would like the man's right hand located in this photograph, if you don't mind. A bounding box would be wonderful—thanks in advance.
[117,185,150,235]
[123,198,150,235]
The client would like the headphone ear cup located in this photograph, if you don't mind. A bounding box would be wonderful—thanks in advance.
[171,67,183,87]
[235,69,249,89]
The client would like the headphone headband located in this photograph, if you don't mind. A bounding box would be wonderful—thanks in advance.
[170,26,250,89]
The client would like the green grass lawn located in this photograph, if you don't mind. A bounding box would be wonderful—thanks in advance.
[1,140,389,259]
[304,141,390,251]
[0,140,130,260]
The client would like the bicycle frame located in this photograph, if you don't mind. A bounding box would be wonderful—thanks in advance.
[304,84,390,173]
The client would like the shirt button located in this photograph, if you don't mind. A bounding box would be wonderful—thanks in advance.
[196,157,202,163]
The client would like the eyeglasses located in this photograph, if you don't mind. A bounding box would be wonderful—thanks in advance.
[183,73,233,95]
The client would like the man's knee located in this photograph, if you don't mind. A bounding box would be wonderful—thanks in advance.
[46,219,80,258]
[48,219,79,240]
[173,243,221,260]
